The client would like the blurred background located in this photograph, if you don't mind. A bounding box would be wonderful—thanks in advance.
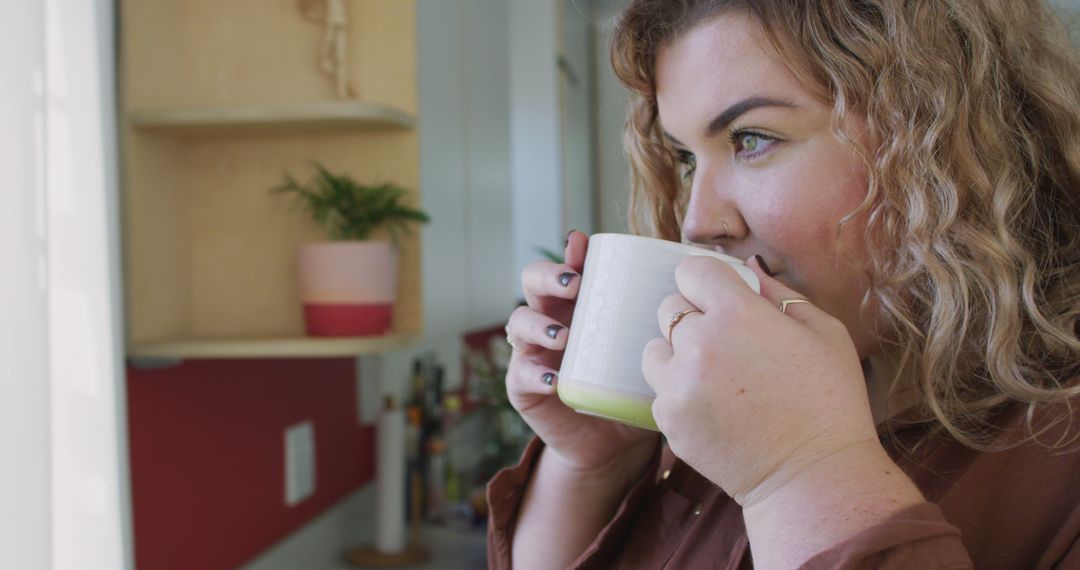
[3,0,1080,569]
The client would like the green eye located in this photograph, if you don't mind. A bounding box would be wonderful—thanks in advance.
[741,134,760,152]
[728,129,776,160]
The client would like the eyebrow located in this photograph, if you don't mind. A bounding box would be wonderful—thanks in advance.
[663,96,798,147]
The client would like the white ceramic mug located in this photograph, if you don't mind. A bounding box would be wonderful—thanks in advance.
[557,234,761,430]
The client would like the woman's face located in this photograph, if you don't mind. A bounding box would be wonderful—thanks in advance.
[656,13,878,358]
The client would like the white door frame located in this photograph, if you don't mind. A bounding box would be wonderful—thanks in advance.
[1,0,132,567]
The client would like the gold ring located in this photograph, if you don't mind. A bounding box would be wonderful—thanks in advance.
[506,333,521,352]
[667,308,703,342]
[779,298,811,315]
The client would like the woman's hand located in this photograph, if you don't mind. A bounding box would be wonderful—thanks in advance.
[504,231,659,476]
[507,235,660,569]
[641,255,880,508]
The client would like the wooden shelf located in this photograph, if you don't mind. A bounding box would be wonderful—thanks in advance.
[121,1,423,352]
[129,333,417,360]
[129,100,416,137]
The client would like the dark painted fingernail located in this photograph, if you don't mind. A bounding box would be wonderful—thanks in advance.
[542,372,556,386]
[564,229,576,249]
[558,272,578,287]
[753,255,775,277]
[546,324,564,339]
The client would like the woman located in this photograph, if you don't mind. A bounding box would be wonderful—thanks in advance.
[494,0,1080,567]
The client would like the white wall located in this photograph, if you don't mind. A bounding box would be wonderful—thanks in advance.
[418,0,516,338]
[1051,0,1080,13]
[1051,0,1080,47]
[1,0,52,566]
[462,0,517,327]
[0,0,132,568]
[416,0,470,341]
[45,0,132,567]
[510,0,565,279]
[591,0,632,235]
[560,0,597,237]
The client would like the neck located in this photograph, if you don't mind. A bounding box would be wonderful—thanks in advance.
[863,351,919,426]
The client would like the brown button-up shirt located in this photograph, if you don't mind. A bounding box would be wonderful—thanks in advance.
[487,402,1080,569]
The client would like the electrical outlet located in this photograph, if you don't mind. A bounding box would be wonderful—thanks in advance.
[284,421,315,506]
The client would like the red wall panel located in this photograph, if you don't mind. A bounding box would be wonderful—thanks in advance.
[127,358,375,570]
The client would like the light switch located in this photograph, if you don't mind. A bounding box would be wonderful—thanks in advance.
[284,421,315,506]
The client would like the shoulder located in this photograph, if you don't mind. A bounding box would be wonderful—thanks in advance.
[966,394,1080,476]
[922,396,1080,566]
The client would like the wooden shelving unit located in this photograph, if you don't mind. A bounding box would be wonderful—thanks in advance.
[129,100,416,138]
[129,333,417,360]
[120,0,422,359]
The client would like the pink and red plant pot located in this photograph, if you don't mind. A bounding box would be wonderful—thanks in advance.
[296,241,398,337]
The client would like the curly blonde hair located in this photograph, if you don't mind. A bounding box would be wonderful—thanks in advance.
[611,0,1080,449]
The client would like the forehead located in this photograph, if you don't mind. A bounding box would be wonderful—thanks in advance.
[655,14,813,125]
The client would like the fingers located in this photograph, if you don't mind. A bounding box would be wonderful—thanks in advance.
[506,354,560,399]
[505,305,570,355]
[504,305,569,406]
[521,259,582,311]
[674,256,761,314]
[564,230,589,274]
[744,255,825,325]
[503,231,590,412]
[655,293,702,344]
[641,337,672,392]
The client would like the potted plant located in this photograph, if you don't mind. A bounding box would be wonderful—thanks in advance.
[271,163,430,337]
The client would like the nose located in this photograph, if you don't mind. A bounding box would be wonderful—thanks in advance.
[680,166,746,248]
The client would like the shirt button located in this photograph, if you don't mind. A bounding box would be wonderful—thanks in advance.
[661,469,671,480]
[691,502,704,516]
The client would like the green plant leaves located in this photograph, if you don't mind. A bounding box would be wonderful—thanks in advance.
[270,162,430,243]
[534,246,565,264]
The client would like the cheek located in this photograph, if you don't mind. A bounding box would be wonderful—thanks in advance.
[743,166,866,257]
[741,150,875,347]
[756,143,870,254]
